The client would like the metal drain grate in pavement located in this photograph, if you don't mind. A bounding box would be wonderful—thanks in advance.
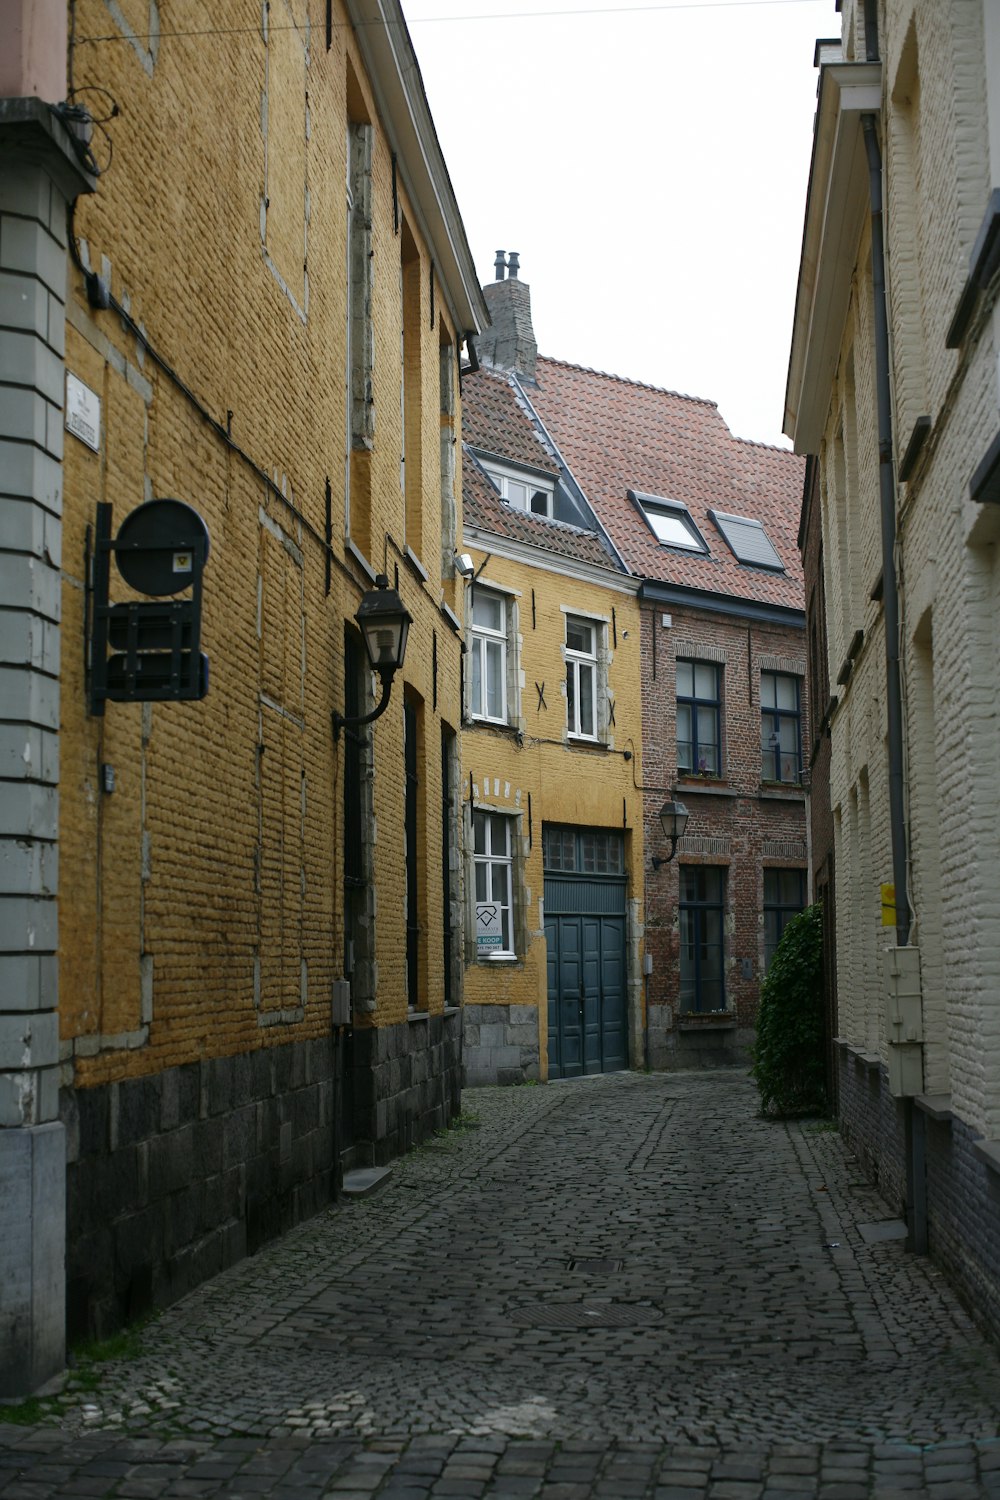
[569,1258,624,1273]
[508,1302,660,1329]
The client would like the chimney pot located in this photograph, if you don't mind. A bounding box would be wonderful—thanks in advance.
[494,249,506,281]
[507,251,520,279]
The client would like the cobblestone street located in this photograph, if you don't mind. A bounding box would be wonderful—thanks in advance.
[4,1071,1000,1497]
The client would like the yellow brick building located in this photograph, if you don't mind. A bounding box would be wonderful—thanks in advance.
[459,280,645,1082]
[0,0,485,1390]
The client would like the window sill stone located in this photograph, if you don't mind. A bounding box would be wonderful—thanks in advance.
[915,1093,953,1124]
[675,778,739,798]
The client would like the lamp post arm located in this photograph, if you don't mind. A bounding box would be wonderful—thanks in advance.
[332,670,394,742]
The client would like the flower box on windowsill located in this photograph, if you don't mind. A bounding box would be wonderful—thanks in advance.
[678,1011,737,1033]
[759,781,806,801]
[675,776,738,798]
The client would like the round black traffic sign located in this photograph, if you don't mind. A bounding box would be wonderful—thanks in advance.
[115,499,210,596]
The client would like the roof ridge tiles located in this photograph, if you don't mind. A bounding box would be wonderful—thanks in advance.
[733,434,797,455]
[535,355,719,410]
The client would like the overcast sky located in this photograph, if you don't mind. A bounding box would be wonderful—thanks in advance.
[401,0,836,447]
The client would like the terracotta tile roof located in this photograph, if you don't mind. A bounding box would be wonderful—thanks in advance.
[462,448,623,573]
[461,367,560,476]
[526,357,806,612]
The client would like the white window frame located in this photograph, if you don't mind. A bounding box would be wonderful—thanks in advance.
[480,459,555,519]
[469,586,509,724]
[473,810,515,960]
[565,614,600,741]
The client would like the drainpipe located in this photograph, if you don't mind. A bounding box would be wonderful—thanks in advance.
[862,117,909,949]
[862,114,927,1255]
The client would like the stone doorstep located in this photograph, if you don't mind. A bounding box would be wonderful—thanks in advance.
[341,1165,393,1199]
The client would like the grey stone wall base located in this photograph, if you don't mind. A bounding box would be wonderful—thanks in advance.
[0,1121,65,1398]
[350,1013,462,1164]
[838,1053,1000,1348]
[462,1002,540,1087]
[650,1024,752,1071]
[62,1038,338,1345]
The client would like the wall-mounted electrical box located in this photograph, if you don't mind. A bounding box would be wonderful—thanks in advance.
[884,944,923,1097]
[332,979,352,1027]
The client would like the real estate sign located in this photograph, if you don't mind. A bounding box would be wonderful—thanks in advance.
[476,902,502,954]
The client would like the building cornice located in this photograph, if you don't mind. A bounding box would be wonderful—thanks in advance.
[784,61,882,454]
[347,0,488,337]
[462,524,640,597]
[638,578,806,629]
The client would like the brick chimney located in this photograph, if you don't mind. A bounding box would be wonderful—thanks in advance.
[476,250,538,381]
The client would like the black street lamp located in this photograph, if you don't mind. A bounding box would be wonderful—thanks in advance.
[651,798,689,869]
[332,574,412,741]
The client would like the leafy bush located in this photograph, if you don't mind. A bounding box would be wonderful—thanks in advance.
[752,901,827,1117]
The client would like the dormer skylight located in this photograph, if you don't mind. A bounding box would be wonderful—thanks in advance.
[709,509,784,571]
[480,459,554,518]
[628,490,708,553]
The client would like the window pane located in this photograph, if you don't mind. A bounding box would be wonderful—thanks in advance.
[579,662,595,736]
[694,663,717,700]
[490,862,507,896]
[489,813,509,854]
[567,662,577,730]
[473,592,503,632]
[475,862,488,901]
[695,723,719,774]
[676,661,693,697]
[760,672,776,709]
[500,904,510,949]
[507,481,527,509]
[473,810,486,855]
[647,507,700,548]
[677,704,693,768]
[530,490,548,515]
[472,643,483,716]
[778,718,798,753]
[485,639,503,718]
[776,675,798,711]
[567,619,594,654]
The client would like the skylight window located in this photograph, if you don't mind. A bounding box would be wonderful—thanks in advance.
[709,510,784,571]
[628,490,708,553]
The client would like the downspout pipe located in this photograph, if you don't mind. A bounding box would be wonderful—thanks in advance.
[862,115,910,949]
[862,113,927,1256]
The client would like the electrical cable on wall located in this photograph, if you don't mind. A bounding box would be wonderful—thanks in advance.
[66,205,365,600]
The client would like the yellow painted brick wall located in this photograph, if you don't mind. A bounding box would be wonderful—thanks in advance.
[460,550,645,1075]
[61,0,466,1084]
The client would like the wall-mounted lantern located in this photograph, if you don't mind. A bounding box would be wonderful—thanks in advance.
[332,574,412,741]
[651,798,689,869]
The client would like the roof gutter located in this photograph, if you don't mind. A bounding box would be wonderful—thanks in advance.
[784,60,882,451]
[638,579,805,630]
[347,0,488,337]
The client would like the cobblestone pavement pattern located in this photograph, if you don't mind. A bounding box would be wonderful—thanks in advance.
[4,1072,1000,1497]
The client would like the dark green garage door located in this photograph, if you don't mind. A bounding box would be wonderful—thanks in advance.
[543,826,627,1079]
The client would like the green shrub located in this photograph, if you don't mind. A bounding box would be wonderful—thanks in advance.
[752,901,827,1117]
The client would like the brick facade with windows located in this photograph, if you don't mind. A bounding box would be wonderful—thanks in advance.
[465,261,806,1071]
[529,362,807,1067]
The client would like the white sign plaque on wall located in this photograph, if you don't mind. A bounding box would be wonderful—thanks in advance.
[65,372,101,452]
